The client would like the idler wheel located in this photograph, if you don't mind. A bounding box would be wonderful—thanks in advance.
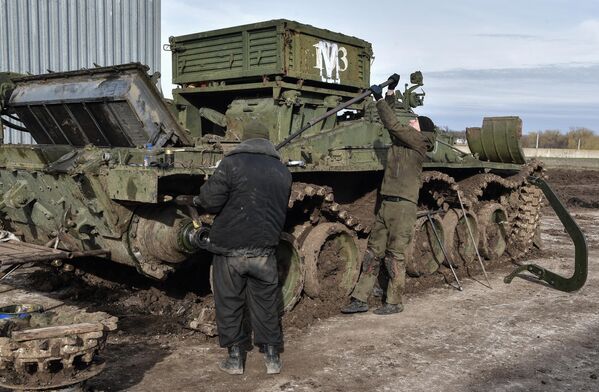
[276,233,305,312]
[300,223,360,299]
[477,202,508,260]
[441,209,479,267]
[405,215,445,276]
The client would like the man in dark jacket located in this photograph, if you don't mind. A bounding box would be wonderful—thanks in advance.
[342,74,434,315]
[198,120,292,375]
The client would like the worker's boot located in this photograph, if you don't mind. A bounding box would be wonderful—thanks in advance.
[218,345,244,375]
[341,298,368,314]
[263,344,282,374]
[373,303,404,315]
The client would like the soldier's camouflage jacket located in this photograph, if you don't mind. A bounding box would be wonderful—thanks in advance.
[377,96,434,203]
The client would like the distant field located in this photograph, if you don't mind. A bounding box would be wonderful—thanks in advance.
[533,157,599,169]
[522,148,599,168]
[454,146,599,169]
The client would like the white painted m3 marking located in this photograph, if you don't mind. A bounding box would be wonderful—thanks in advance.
[313,40,348,84]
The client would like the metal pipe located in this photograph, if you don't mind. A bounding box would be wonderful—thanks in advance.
[67,249,111,258]
[457,190,492,289]
[425,211,463,291]
[0,264,23,280]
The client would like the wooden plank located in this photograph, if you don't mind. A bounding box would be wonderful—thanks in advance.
[0,241,69,265]
[0,241,59,253]
[0,241,107,265]
[11,322,104,341]
[0,247,46,256]
[0,253,69,265]
[0,242,30,252]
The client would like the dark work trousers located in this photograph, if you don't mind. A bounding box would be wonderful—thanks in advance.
[212,253,282,349]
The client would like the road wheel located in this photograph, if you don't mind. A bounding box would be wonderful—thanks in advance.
[477,202,508,260]
[442,209,479,267]
[300,223,360,299]
[405,215,445,276]
[276,233,304,312]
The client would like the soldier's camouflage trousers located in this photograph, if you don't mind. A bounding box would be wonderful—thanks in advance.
[351,199,417,305]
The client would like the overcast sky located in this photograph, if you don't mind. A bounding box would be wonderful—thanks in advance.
[160,0,599,133]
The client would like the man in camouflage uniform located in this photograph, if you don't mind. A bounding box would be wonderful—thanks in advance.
[342,74,434,315]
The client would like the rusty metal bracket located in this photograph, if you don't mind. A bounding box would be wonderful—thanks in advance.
[504,175,588,292]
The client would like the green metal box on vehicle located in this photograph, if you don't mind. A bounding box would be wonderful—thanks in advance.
[168,19,372,88]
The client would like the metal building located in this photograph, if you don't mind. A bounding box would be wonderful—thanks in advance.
[0,0,161,144]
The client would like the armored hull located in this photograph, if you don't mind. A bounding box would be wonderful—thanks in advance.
[0,20,576,315]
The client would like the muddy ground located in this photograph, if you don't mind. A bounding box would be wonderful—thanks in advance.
[1,167,598,392]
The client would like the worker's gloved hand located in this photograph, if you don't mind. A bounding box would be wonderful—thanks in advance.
[388,73,400,90]
[174,194,201,206]
[192,195,202,207]
[370,85,383,101]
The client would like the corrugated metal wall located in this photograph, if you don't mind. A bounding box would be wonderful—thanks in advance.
[0,0,161,144]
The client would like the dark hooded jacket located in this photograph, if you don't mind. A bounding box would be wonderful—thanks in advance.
[198,138,292,256]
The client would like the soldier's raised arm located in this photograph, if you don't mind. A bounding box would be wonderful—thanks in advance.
[370,85,429,157]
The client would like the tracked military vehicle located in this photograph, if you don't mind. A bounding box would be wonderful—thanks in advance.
[0,19,587,315]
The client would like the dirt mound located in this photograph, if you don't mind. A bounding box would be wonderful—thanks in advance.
[567,197,599,209]
[22,260,215,339]
[545,168,599,209]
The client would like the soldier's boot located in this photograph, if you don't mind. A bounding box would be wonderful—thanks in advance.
[218,345,245,375]
[342,249,381,314]
[341,297,369,314]
[374,253,405,315]
[263,344,282,374]
[373,303,404,315]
